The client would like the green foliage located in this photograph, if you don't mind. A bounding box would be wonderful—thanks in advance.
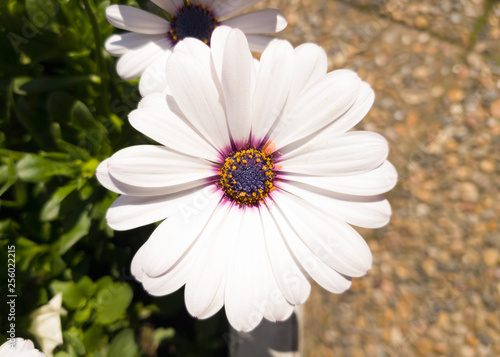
[0,0,228,355]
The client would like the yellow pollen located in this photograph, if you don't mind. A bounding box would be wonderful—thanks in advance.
[216,147,276,206]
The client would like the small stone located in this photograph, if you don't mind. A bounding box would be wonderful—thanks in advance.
[460,345,476,357]
[422,258,437,277]
[412,66,430,79]
[415,337,433,355]
[415,16,428,28]
[460,182,479,202]
[431,85,445,98]
[490,99,500,118]
[466,332,480,347]
[446,154,459,167]
[434,342,448,354]
[436,312,450,327]
[406,111,419,128]
[480,159,496,173]
[448,88,465,102]
[483,249,499,267]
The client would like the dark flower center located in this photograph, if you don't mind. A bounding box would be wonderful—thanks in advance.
[217,148,277,206]
[167,1,220,45]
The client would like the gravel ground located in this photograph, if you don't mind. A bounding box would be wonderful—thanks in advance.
[251,1,500,356]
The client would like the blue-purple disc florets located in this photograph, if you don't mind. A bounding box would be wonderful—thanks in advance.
[167,1,220,45]
[217,148,277,206]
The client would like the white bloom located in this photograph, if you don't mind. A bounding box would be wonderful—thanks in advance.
[28,293,66,357]
[104,0,287,95]
[96,27,397,332]
[0,339,46,357]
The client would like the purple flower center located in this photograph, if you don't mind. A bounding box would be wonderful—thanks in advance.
[167,1,220,45]
[217,148,277,206]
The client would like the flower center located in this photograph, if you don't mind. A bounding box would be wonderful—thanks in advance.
[167,1,220,45]
[217,148,276,206]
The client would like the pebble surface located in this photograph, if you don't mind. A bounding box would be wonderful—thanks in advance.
[251,1,500,355]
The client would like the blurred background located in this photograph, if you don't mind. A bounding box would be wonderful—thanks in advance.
[256,0,500,356]
[1,0,499,356]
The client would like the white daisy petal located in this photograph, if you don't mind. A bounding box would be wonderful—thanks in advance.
[225,209,268,332]
[106,5,170,34]
[246,34,275,53]
[105,33,165,56]
[139,51,171,96]
[211,0,266,19]
[263,292,294,323]
[271,69,361,149]
[260,209,311,305]
[251,39,294,141]
[210,26,232,82]
[286,160,398,196]
[106,186,211,231]
[196,277,226,320]
[272,190,372,278]
[173,37,212,74]
[282,81,375,155]
[131,244,145,282]
[116,39,171,81]
[288,43,328,104]
[107,145,214,188]
[316,81,375,138]
[96,158,207,197]
[140,188,222,277]
[279,181,392,229]
[141,250,193,296]
[166,51,231,149]
[0,339,46,357]
[260,258,295,323]
[151,0,183,14]
[223,9,287,34]
[269,205,352,294]
[185,204,236,319]
[96,158,127,195]
[220,29,254,145]
[280,131,389,176]
[129,101,219,161]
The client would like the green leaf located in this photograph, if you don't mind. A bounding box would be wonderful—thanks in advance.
[16,154,77,183]
[94,278,133,325]
[73,303,92,324]
[0,159,17,196]
[70,101,110,152]
[54,352,71,357]
[25,0,60,33]
[40,181,79,221]
[50,276,95,310]
[57,208,91,254]
[56,139,92,161]
[16,236,47,270]
[64,329,86,356]
[50,281,84,309]
[83,324,105,353]
[153,327,175,344]
[107,329,138,357]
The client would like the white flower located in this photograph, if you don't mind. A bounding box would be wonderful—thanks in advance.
[96,27,397,332]
[0,339,46,357]
[104,0,287,95]
[28,293,66,357]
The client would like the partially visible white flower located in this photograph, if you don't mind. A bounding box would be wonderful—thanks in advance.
[97,27,398,332]
[104,0,287,95]
[0,339,46,357]
[28,293,66,357]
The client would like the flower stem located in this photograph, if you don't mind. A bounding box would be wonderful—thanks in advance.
[81,0,110,117]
